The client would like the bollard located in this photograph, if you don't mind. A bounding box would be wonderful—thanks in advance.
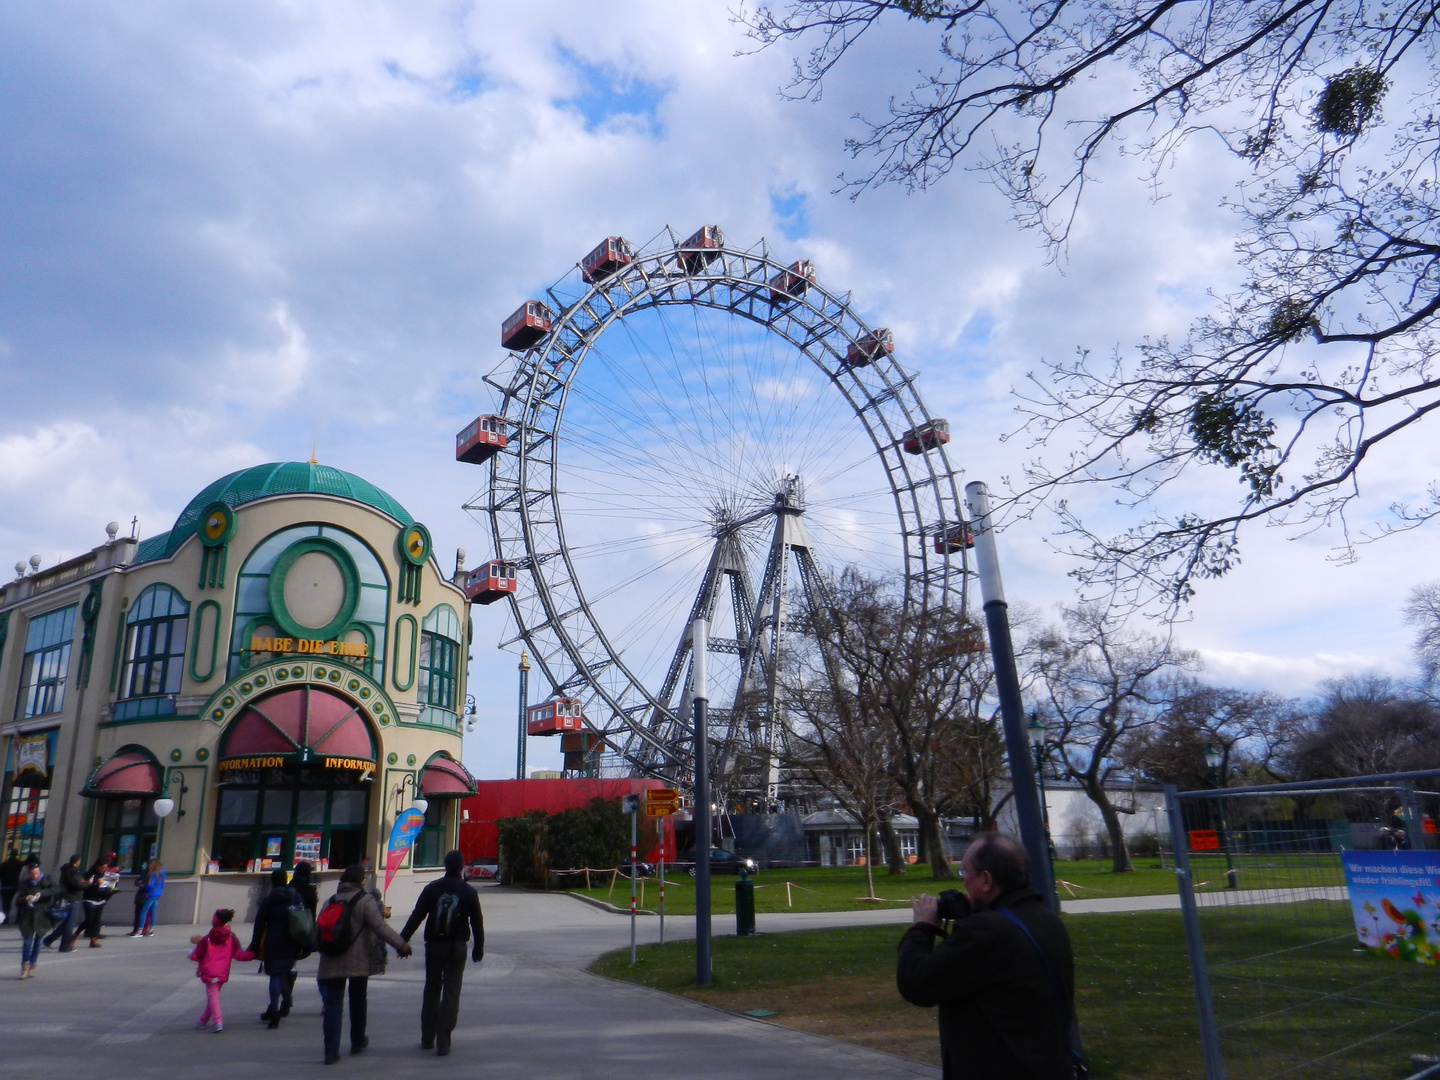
[735,868,756,936]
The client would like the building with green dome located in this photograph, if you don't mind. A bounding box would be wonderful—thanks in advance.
[0,462,477,922]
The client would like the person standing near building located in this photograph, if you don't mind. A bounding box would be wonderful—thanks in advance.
[896,833,1078,1080]
[129,859,165,937]
[315,864,412,1065]
[0,848,23,921]
[15,863,58,979]
[80,857,117,947]
[43,854,85,951]
[400,850,485,1056]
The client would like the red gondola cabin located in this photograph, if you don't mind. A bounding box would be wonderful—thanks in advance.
[902,419,950,455]
[933,523,974,554]
[501,301,553,351]
[679,225,724,273]
[455,415,507,465]
[846,328,894,367]
[465,561,518,605]
[581,236,633,284]
[526,698,586,736]
[768,259,816,304]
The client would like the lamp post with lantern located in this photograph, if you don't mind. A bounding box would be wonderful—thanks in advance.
[1204,744,1238,889]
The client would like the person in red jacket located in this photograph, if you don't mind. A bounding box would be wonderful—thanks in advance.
[189,909,254,1032]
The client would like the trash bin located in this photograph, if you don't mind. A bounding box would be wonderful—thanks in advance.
[735,868,756,936]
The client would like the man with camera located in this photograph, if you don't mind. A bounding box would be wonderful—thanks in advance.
[897,833,1078,1079]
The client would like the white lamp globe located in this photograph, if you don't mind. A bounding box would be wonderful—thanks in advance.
[411,798,429,815]
[153,798,176,818]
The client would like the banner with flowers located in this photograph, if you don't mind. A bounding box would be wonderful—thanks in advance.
[1342,850,1440,964]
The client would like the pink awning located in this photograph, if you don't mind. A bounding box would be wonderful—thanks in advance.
[83,748,162,797]
[220,686,376,763]
[419,753,476,798]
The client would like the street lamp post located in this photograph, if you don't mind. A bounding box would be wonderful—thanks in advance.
[1204,744,1238,889]
[1027,714,1057,905]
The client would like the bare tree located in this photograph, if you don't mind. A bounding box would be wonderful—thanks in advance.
[1289,673,1440,778]
[789,567,996,879]
[1405,581,1440,691]
[1031,603,1196,871]
[745,1,1440,606]
[1118,679,1303,789]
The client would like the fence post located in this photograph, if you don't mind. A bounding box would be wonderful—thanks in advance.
[1166,785,1226,1080]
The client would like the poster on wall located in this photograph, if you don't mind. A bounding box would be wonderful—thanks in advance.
[1342,850,1440,964]
[265,836,283,858]
[294,832,322,863]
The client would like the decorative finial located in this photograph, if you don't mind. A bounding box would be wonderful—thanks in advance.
[308,441,318,465]
[519,649,531,672]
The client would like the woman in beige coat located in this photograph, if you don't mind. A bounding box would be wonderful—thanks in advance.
[316,864,411,1064]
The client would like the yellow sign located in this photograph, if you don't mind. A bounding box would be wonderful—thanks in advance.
[219,755,376,773]
[645,805,677,818]
[645,788,680,807]
[251,636,369,658]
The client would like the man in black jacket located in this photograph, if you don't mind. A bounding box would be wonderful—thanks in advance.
[897,834,1076,1080]
[43,855,86,951]
[400,850,484,1056]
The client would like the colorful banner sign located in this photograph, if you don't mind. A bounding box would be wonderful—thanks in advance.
[1342,849,1440,964]
[384,808,426,894]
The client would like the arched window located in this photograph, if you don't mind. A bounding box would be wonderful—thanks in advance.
[115,585,189,720]
[418,605,461,723]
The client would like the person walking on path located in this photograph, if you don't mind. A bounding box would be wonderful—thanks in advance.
[129,859,165,937]
[400,850,485,1056]
[316,864,412,1064]
[0,848,23,921]
[249,868,307,1026]
[43,855,85,951]
[80,858,117,947]
[897,833,1078,1080]
[15,863,58,979]
[190,909,254,1032]
[289,861,320,1008]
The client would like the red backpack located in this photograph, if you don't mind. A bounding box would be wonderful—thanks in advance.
[315,891,363,956]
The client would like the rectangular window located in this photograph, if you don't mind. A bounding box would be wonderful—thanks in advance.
[419,632,458,711]
[415,800,446,867]
[17,606,77,719]
[211,780,368,871]
[1,730,56,858]
[98,798,159,875]
[121,612,188,699]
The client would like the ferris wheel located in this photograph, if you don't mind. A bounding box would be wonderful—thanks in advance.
[461,227,970,797]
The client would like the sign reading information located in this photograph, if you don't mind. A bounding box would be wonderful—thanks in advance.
[250,636,370,658]
[1342,850,1440,964]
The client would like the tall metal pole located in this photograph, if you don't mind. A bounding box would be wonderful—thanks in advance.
[964,482,1057,912]
[517,650,530,780]
[1166,785,1226,1080]
[692,618,713,987]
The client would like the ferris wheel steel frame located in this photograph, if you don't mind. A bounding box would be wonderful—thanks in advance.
[471,228,970,781]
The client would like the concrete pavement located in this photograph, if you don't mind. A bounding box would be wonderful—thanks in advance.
[0,888,939,1079]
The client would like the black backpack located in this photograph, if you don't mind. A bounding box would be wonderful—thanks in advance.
[431,889,463,940]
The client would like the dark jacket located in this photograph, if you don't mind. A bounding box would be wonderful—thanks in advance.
[14,873,59,937]
[58,862,85,900]
[400,875,484,956]
[248,884,304,974]
[0,855,22,889]
[897,887,1074,1080]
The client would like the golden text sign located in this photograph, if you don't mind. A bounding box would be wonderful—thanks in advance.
[250,636,370,658]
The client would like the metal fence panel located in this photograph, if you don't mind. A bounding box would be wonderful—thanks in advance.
[1168,772,1440,1080]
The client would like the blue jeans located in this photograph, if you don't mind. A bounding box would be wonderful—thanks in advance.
[138,896,159,932]
[320,976,367,1056]
[21,934,42,965]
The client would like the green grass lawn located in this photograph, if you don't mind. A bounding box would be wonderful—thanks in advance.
[589,909,1205,1079]
[570,854,1344,916]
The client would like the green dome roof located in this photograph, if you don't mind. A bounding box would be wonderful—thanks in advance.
[136,462,414,563]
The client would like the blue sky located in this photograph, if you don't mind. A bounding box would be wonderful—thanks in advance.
[2,2,1436,778]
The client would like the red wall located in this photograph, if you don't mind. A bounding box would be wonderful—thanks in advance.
[459,778,676,865]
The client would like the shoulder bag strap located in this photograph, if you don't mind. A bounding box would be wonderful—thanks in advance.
[998,906,1086,1076]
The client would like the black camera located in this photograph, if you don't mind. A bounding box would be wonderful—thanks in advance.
[935,888,971,921]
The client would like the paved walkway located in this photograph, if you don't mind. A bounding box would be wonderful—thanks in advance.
[0,889,939,1079]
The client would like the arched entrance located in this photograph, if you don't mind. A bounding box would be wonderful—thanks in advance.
[212,685,378,871]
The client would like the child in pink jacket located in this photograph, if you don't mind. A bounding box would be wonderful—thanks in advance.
[189,909,254,1031]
